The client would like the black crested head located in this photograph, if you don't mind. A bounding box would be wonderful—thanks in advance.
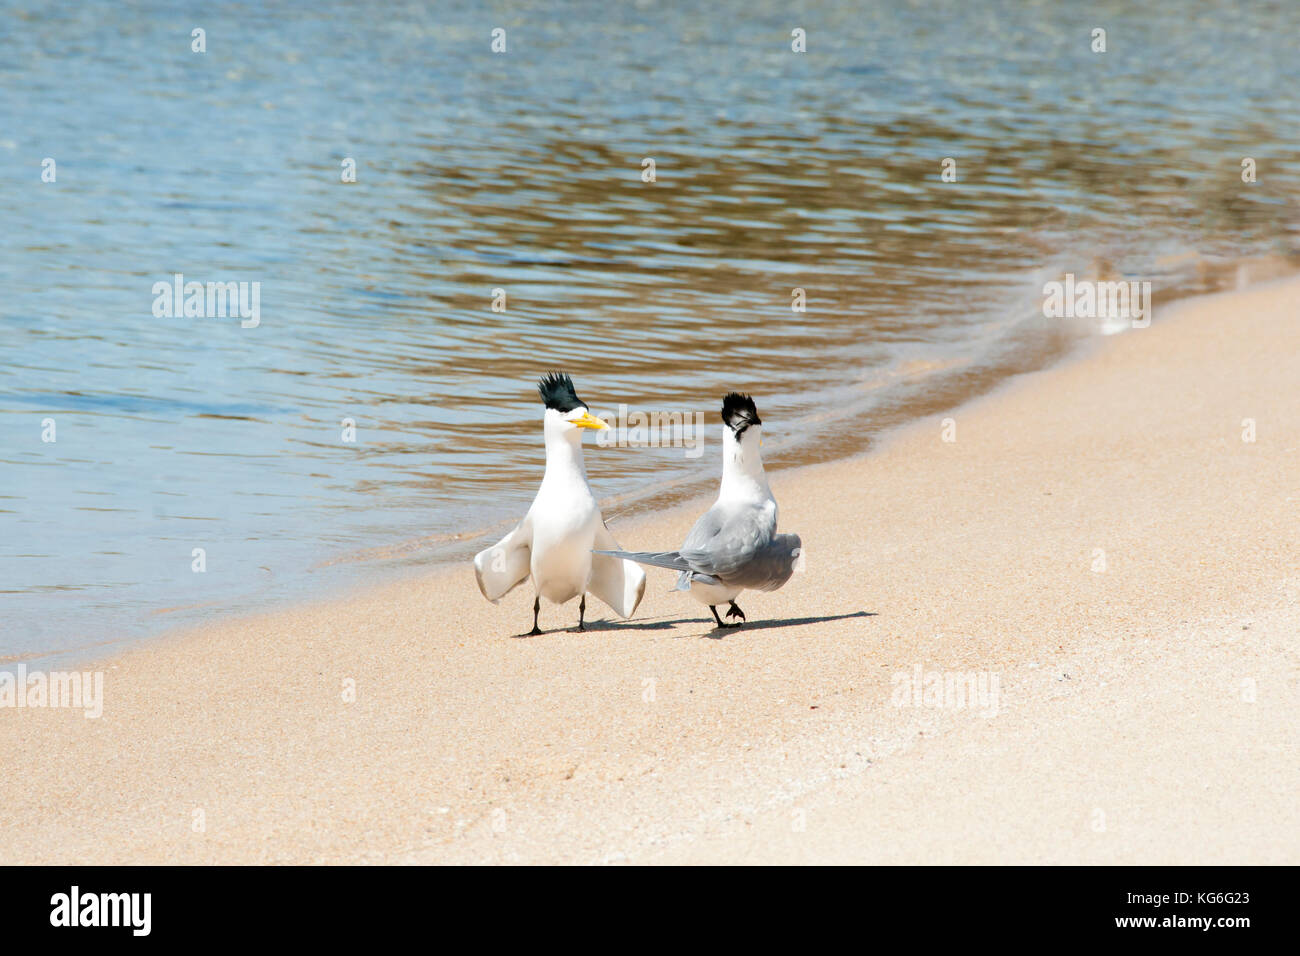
[537,372,586,413]
[721,392,761,435]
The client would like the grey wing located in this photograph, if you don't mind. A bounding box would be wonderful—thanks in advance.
[678,502,777,579]
[679,503,727,553]
[725,533,803,591]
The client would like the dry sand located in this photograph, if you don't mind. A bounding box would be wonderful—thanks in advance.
[2,276,1298,865]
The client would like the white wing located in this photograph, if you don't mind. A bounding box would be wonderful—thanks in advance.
[589,522,646,618]
[473,517,532,603]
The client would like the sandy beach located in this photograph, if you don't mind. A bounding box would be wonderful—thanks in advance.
[3,275,1298,865]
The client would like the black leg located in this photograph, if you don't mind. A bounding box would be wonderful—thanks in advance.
[710,604,742,629]
[575,594,586,632]
[725,601,746,623]
[528,596,542,636]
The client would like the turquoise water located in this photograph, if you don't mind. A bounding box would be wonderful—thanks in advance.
[2,0,1298,659]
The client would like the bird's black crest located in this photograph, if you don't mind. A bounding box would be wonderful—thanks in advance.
[721,392,761,433]
[537,372,586,413]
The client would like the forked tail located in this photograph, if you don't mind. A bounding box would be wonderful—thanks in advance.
[591,549,691,572]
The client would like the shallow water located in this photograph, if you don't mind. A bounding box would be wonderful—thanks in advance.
[3,0,1299,659]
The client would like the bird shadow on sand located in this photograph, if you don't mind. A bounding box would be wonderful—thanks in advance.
[511,616,681,638]
[700,610,877,639]
[508,611,876,639]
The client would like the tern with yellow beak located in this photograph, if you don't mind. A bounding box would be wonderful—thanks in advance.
[474,372,646,635]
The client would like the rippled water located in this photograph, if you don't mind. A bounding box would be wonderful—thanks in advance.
[3,0,1298,659]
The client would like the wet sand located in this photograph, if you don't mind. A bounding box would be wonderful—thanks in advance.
[2,275,1298,865]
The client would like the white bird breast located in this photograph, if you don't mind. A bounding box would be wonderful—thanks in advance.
[528,491,601,604]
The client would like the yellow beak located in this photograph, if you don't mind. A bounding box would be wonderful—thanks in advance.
[572,411,609,431]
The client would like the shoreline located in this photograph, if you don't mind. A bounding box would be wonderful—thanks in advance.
[11,255,1295,671]
[3,273,1298,864]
